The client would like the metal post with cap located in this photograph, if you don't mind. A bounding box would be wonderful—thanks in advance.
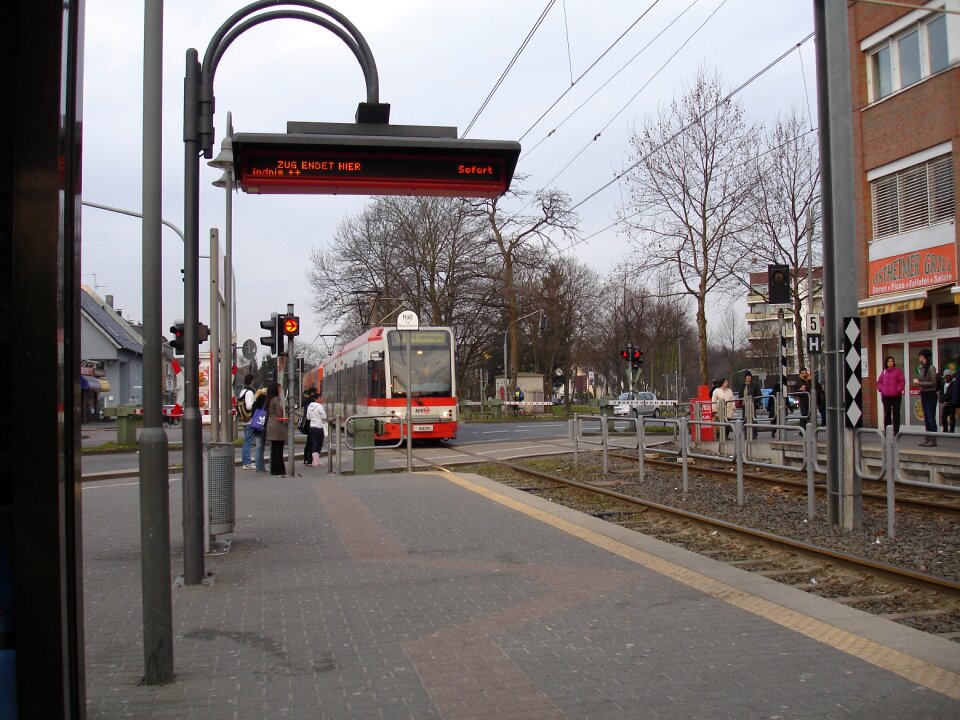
[397,309,419,472]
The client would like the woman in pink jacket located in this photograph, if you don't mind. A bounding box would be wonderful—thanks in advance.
[876,356,905,434]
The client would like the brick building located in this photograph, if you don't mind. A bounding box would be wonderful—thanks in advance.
[850,0,959,429]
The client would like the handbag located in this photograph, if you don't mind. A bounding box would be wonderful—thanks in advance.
[250,407,267,433]
[298,410,311,436]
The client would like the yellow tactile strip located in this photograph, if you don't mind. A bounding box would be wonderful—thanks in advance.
[438,470,960,702]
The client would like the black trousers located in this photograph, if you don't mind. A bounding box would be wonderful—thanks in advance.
[309,426,325,455]
[270,440,285,476]
[881,395,902,434]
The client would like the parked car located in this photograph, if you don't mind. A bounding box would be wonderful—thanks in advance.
[613,391,662,418]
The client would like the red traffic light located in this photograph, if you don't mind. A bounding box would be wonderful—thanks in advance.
[620,349,629,360]
[632,349,642,361]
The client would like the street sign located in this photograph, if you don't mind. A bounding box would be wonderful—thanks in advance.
[397,310,419,331]
[241,339,257,359]
[232,127,521,199]
[807,314,821,333]
[842,317,863,428]
[806,333,822,355]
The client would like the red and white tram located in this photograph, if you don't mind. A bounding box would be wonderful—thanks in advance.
[320,326,458,441]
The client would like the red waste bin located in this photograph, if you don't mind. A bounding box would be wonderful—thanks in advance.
[690,385,714,441]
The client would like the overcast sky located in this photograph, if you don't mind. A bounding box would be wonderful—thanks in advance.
[80,0,818,361]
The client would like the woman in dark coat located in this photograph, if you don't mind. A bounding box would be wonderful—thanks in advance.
[264,382,288,476]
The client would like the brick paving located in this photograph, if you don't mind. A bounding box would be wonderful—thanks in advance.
[82,469,960,719]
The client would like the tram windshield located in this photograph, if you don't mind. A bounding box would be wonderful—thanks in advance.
[387,329,453,398]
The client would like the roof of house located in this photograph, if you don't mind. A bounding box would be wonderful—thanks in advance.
[81,286,143,354]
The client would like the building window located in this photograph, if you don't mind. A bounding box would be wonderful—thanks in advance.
[871,154,954,239]
[880,312,905,335]
[866,9,953,101]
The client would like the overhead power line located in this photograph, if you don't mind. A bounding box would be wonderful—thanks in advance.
[521,0,699,159]
[462,0,556,139]
[518,0,662,143]
[569,31,816,213]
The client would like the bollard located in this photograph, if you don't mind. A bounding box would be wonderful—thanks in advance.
[352,418,375,475]
[116,405,137,445]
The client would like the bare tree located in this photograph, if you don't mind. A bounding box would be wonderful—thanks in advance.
[621,67,757,386]
[475,182,578,394]
[715,306,749,380]
[727,109,821,369]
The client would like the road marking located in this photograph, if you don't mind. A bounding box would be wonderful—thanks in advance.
[437,470,960,702]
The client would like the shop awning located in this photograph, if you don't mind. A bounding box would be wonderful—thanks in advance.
[953,286,960,304]
[858,289,928,317]
[80,375,101,391]
[98,378,111,392]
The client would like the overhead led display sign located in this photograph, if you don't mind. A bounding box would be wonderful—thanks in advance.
[232,130,521,199]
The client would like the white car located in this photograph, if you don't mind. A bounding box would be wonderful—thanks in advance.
[612,391,662,418]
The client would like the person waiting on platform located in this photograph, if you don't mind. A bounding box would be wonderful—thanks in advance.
[913,349,939,447]
[711,378,734,439]
[306,389,328,467]
[940,369,958,434]
[264,382,289,476]
[877,356,905,436]
[741,371,762,439]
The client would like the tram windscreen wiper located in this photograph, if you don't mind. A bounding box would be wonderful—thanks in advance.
[393,376,407,396]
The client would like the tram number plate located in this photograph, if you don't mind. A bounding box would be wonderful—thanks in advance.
[413,424,434,433]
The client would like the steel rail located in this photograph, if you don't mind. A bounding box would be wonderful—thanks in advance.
[414,445,960,596]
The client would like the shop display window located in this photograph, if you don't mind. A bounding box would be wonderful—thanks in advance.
[908,306,932,333]
[937,302,958,329]
[880,312,904,335]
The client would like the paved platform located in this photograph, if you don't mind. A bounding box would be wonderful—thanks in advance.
[82,469,960,719]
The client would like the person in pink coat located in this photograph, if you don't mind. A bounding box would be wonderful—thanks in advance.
[876,356,905,435]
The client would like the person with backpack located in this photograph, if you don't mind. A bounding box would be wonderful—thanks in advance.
[238,374,260,470]
[940,369,958,434]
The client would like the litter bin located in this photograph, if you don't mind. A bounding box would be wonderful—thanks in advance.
[116,405,138,445]
[205,442,235,536]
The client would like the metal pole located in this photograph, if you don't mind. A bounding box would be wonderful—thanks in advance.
[209,229,221,442]
[406,331,413,472]
[140,0,174,684]
[814,0,860,529]
[286,304,296,477]
[806,209,818,430]
[221,113,234,443]
[182,48,205,585]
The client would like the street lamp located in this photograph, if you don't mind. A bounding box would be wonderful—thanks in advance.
[209,115,236,442]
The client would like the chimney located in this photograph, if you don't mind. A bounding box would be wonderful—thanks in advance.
[105,294,114,308]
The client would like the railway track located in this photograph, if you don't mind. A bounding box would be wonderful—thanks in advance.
[606,450,960,517]
[409,444,960,642]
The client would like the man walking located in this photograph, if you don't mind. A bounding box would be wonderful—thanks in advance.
[238,373,259,468]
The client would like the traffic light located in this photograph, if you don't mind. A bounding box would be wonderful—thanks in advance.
[768,264,790,304]
[170,321,185,355]
[620,349,629,361]
[260,313,284,355]
[538,314,547,333]
[282,314,300,337]
[197,322,210,343]
[631,349,644,368]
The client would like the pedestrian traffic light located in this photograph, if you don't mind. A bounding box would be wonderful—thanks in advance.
[631,349,644,368]
[282,314,300,337]
[170,321,185,355]
[260,313,284,355]
[620,349,629,361]
[768,264,790,304]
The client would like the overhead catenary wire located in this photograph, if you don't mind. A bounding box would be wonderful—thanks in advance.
[517,0,663,144]
[461,0,556,139]
[520,0,696,157]
[568,31,816,214]
[535,0,729,195]
[552,125,820,258]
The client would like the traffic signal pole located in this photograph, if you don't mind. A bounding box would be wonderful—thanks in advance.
[182,49,205,586]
